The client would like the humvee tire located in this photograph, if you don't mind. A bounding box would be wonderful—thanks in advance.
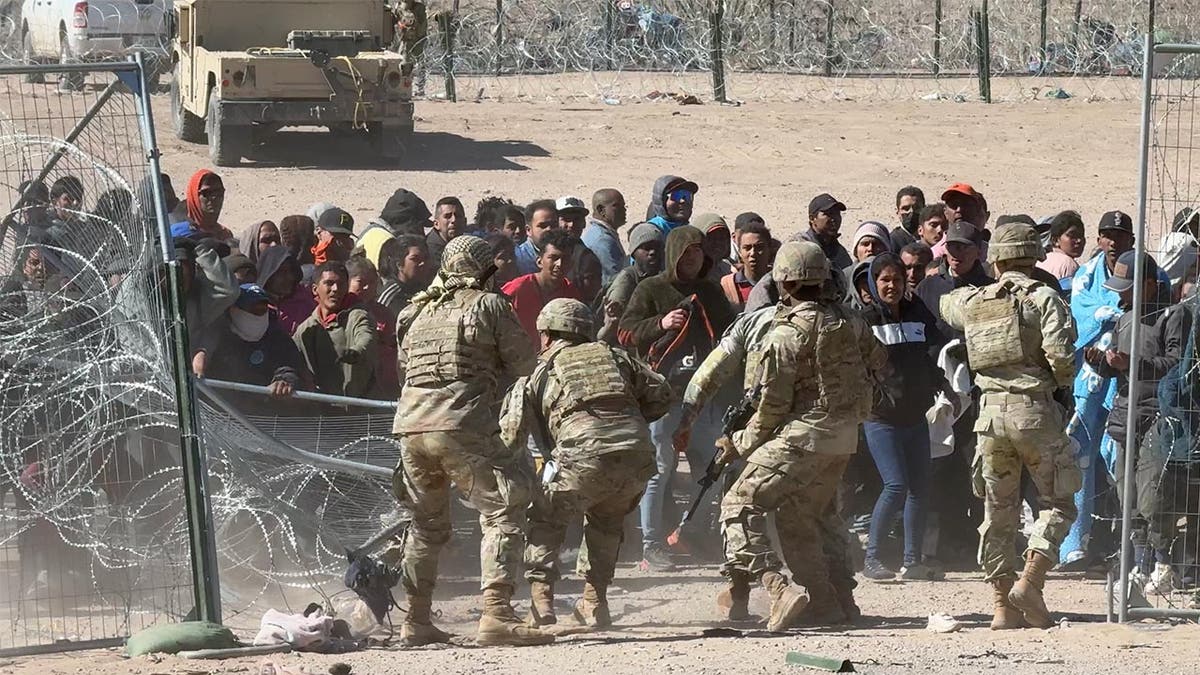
[206,98,250,167]
[369,122,411,161]
[171,76,205,142]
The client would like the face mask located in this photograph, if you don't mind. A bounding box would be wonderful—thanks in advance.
[230,306,270,342]
[312,238,332,266]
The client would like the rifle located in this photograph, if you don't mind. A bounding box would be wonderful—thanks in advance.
[666,383,762,547]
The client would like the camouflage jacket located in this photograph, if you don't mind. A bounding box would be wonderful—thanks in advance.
[683,304,778,408]
[733,299,888,462]
[394,286,535,435]
[940,270,1076,396]
[500,339,672,459]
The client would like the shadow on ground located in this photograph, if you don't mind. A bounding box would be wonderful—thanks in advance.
[239,130,550,171]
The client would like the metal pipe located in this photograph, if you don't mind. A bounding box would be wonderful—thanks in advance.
[1152,43,1200,55]
[0,62,139,75]
[0,637,125,658]
[193,380,395,480]
[1119,18,1157,624]
[131,51,223,624]
[202,378,398,410]
[1127,607,1200,619]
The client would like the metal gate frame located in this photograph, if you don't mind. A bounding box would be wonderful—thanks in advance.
[0,55,219,656]
[1118,0,1200,621]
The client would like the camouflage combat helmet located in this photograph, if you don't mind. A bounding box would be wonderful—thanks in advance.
[988,223,1046,264]
[536,298,594,338]
[440,235,493,277]
[773,241,829,286]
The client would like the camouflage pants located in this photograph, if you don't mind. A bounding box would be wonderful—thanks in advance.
[975,393,1080,581]
[721,449,849,601]
[395,431,534,596]
[525,450,655,587]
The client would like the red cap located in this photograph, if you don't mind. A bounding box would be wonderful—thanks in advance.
[942,183,981,201]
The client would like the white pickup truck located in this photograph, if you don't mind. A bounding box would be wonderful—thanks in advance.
[14,0,169,89]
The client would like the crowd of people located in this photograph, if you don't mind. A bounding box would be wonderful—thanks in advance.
[7,167,1200,644]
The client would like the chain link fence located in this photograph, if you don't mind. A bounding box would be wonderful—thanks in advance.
[1117,40,1200,621]
[0,60,202,655]
[417,1,1196,103]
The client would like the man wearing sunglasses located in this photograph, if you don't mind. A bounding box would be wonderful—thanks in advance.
[646,175,698,236]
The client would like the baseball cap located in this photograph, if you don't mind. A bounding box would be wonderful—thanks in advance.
[734,211,765,229]
[318,207,355,236]
[1103,250,1159,293]
[944,221,981,246]
[941,182,981,202]
[808,193,847,217]
[555,196,589,215]
[235,283,270,308]
[663,176,700,198]
[996,214,1037,228]
[1098,210,1134,234]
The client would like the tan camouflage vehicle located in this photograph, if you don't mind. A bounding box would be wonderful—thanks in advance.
[169,0,421,166]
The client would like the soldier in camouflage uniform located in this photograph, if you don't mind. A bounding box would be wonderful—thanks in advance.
[501,298,673,628]
[718,242,888,632]
[392,0,428,96]
[940,223,1080,630]
[677,301,862,624]
[392,235,553,647]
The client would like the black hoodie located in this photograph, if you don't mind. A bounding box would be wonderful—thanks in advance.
[860,254,948,426]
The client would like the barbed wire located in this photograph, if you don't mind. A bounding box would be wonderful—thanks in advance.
[415,1,1197,103]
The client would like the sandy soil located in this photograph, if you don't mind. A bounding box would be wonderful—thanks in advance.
[4,568,1196,675]
[2,74,1190,673]
[147,73,1148,244]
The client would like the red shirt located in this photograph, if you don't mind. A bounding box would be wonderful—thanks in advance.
[501,273,579,346]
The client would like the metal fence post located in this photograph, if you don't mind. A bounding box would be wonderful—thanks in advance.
[823,1,834,77]
[438,9,457,102]
[1120,1,1157,626]
[494,0,504,77]
[131,53,222,624]
[1038,0,1048,74]
[710,0,727,102]
[933,0,943,76]
[1070,0,1083,71]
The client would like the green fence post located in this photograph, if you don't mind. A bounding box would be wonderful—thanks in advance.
[823,1,834,77]
[494,0,503,77]
[438,10,457,102]
[982,0,991,102]
[933,0,943,75]
[1070,0,1083,72]
[1038,0,1048,74]
[710,0,727,102]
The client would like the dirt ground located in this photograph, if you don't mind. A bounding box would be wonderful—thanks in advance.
[1,74,1187,673]
[4,568,1198,675]
[149,74,1148,244]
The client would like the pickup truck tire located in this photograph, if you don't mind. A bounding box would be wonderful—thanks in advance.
[22,30,43,83]
[171,76,205,143]
[58,39,84,92]
[206,99,249,167]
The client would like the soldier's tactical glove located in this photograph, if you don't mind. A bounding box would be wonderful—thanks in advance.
[712,436,740,477]
[339,349,361,364]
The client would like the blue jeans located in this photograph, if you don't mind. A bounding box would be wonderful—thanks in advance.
[640,402,722,550]
[864,420,932,566]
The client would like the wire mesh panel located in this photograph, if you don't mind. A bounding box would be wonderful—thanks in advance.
[1122,42,1200,620]
[0,63,197,654]
[417,0,1190,103]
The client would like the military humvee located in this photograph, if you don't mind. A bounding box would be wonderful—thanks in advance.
[170,0,416,166]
